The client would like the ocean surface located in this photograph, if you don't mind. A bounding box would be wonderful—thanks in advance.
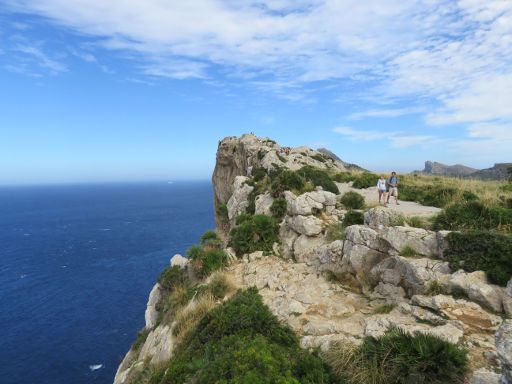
[0,181,215,384]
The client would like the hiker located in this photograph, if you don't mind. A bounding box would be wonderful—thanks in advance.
[386,171,400,205]
[377,175,387,205]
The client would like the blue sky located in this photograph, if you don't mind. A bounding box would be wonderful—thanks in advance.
[1,1,511,185]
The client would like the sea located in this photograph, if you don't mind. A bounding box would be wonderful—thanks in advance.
[0,181,215,384]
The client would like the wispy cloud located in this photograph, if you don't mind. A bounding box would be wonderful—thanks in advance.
[333,126,434,149]
[347,107,425,120]
[13,44,67,73]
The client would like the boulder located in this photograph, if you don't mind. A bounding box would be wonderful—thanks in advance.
[503,278,512,317]
[341,242,389,291]
[144,283,161,329]
[345,225,390,253]
[314,240,344,272]
[255,192,274,216]
[226,176,254,222]
[371,256,450,296]
[364,206,403,230]
[469,369,501,384]
[411,294,502,331]
[496,320,512,384]
[293,234,326,263]
[286,215,323,236]
[441,270,504,313]
[279,222,299,259]
[170,254,188,268]
[382,226,440,258]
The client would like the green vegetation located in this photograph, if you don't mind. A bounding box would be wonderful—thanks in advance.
[216,203,228,221]
[433,200,512,232]
[444,231,512,286]
[426,280,445,296]
[252,167,267,182]
[297,166,339,194]
[407,216,428,229]
[325,223,346,242]
[158,265,189,291]
[352,172,379,189]
[340,191,365,209]
[229,214,279,256]
[343,210,364,226]
[270,170,305,197]
[400,184,459,208]
[332,172,354,183]
[389,214,406,227]
[312,154,327,163]
[270,197,287,219]
[323,327,468,384]
[188,246,229,278]
[158,288,334,384]
[131,329,150,351]
[399,245,421,257]
[372,304,395,314]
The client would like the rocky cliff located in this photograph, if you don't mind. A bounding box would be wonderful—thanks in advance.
[115,134,512,384]
[418,160,512,180]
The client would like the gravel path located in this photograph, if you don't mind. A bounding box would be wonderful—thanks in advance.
[336,182,442,217]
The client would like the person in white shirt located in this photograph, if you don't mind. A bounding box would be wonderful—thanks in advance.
[377,175,387,205]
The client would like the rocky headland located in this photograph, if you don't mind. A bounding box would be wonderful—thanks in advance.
[114,134,512,384]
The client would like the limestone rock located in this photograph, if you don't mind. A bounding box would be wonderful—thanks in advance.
[226,176,254,223]
[285,190,337,216]
[503,278,512,317]
[285,215,323,236]
[170,254,188,268]
[293,234,326,263]
[144,283,161,329]
[382,226,440,258]
[470,369,501,384]
[372,256,450,296]
[313,240,344,272]
[442,270,504,313]
[138,324,175,365]
[345,225,389,252]
[496,320,512,383]
[411,294,502,331]
[255,192,274,216]
[364,206,403,230]
[279,222,299,259]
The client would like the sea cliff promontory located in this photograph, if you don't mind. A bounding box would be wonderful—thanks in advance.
[115,134,512,384]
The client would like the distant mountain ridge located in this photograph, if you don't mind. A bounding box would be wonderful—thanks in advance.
[317,147,367,172]
[418,160,512,180]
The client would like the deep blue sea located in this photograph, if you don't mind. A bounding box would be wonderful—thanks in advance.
[0,181,214,384]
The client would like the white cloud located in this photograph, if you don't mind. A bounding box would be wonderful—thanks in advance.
[14,44,67,73]
[348,107,425,120]
[333,126,390,141]
[333,126,435,149]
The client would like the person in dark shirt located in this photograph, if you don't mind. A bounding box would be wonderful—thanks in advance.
[386,171,400,205]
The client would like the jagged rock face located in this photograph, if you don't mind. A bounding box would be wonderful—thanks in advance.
[364,206,403,230]
[226,176,254,223]
[496,320,512,383]
[381,226,443,258]
[422,160,477,177]
[144,284,161,329]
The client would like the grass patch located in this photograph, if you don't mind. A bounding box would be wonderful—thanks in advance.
[131,328,150,351]
[352,172,379,189]
[343,210,364,226]
[323,327,468,384]
[270,170,305,197]
[372,304,395,314]
[326,223,346,242]
[444,230,512,286]
[270,197,287,219]
[312,154,327,163]
[207,272,236,300]
[407,216,428,228]
[426,280,445,296]
[160,288,334,384]
[340,191,365,209]
[399,245,421,257]
[188,246,229,278]
[172,293,217,345]
[297,166,339,194]
[389,214,406,227]
[229,214,279,256]
[332,172,356,183]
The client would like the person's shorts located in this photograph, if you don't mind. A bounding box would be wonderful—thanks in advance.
[378,189,386,193]
[388,187,398,196]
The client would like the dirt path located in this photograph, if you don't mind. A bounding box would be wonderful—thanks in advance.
[336,182,442,217]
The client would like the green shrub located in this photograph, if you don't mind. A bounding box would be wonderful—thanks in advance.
[270,198,287,219]
[444,231,512,286]
[230,214,279,256]
[161,288,333,384]
[188,246,229,278]
[325,223,346,242]
[372,304,395,314]
[332,172,356,183]
[216,203,228,220]
[298,166,339,194]
[389,214,406,227]
[343,210,364,226]
[407,216,427,229]
[270,170,305,197]
[340,191,365,209]
[207,273,234,300]
[352,172,379,189]
[500,184,512,192]
[399,184,459,208]
[158,265,189,291]
[433,201,512,231]
[252,167,267,182]
[312,154,327,163]
[324,327,468,384]
[426,280,445,296]
[200,230,218,245]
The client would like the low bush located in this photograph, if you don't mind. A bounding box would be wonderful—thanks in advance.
[433,201,512,232]
[407,216,427,229]
[161,288,334,384]
[298,166,339,194]
[270,197,287,219]
[426,280,445,296]
[252,167,267,182]
[312,154,327,163]
[323,327,468,384]
[343,210,364,226]
[399,245,421,257]
[158,265,189,291]
[207,272,235,299]
[131,328,150,351]
[188,246,229,278]
[340,191,365,209]
[229,214,279,256]
[352,172,379,189]
[332,172,356,183]
[372,304,395,314]
[444,231,512,286]
[400,184,459,208]
[270,170,305,197]
[215,203,228,220]
[389,214,406,227]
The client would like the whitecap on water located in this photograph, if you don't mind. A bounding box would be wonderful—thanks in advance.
[89,364,103,371]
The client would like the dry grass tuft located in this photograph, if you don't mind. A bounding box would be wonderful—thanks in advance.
[172,293,216,344]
